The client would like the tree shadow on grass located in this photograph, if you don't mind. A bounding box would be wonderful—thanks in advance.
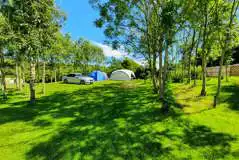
[22,82,183,159]
[221,83,239,111]
[0,105,39,124]
[1,81,237,159]
[183,125,237,159]
[184,125,236,147]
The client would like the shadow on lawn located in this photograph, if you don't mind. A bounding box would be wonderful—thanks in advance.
[221,83,239,111]
[183,125,236,159]
[0,81,237,159]
[25,82,181,159]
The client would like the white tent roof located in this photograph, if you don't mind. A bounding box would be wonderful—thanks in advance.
[110,69,135,80]
[112,69,135,77]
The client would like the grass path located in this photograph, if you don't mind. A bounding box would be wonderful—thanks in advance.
[0,79,239,159]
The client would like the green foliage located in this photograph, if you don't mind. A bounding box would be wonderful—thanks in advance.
[0,0,63,61]
[135,66,150,79]
[169,65,202,83]
[106,57,122,73]
[191,66,202,80]
[73,38,105,74]
[169,71,184,83]
[121,57,140,73]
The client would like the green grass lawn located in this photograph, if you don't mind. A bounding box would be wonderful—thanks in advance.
[0,78,239,160]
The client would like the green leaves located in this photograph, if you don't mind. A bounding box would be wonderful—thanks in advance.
[0,0,13,7]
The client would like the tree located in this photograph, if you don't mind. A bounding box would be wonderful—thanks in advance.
[214,0,239,107]
[0,13,13,100]
[90,0,182,111]
[1,0,63,103]
[121,58,140,73]
[74,38,104,74]
[90,0,160,93]
[107,57,122,73]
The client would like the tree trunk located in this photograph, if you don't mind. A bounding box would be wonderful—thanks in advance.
[58,66,61,82]
[54,69,57,83]
[148,54,157,93]
[159,49,163,99]
[162,40,169,112]
[15,63,19,89]
[29,63,36,104]
[226,63,229,82]
[182,53,185,83]
[21,63,25,88]
[19,64,22,91]
[36,59,40,83]
[0,51,7,100]
[188,55,192,84]
[152,53,158,93]
[214,50,224,107]
[201,5,208,96]
[0,71,7,100]
[42,61,46,95]
[51,71,53,83]
[201,53,207,96]
[193,54,197,86]
[194,31,201,87]
[188,30,196,84]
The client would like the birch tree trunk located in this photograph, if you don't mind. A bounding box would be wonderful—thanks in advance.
[194,50,198,86]
[19,64,22,91]
[149,53,158,93]
[15,63,19,89]
[200,4,208,96]
[188,30,196,84]
[51,71,53,83]
[0,51,7,100]
[29,63,36,104]
[214,49,224,107]
[42,61,46,95]
[152,53,158,93]
[182,52,185,83]
[21,63,25,88]
[162,40,169,112]
[159,49,163,98]
[54,69,57,83]
[194,30,201,87]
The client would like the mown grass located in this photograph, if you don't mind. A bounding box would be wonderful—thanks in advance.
[0,78,239,159]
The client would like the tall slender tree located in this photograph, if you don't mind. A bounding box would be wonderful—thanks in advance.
[214,0,239,107]
[0,8,15,99]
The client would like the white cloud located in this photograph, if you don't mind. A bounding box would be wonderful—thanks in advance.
[93,42,127,58]
[93,41,146,66]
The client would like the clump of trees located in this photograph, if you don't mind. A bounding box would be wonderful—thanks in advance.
[0,0,105,103]
[90,0,239,111]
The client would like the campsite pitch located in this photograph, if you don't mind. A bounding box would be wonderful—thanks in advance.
[0,79,239,159]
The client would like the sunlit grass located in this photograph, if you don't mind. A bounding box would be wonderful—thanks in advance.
[0,78,239,159]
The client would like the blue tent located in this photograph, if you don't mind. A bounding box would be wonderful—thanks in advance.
[89,71,108,81]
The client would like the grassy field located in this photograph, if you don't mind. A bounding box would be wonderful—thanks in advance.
[0,77,239,160]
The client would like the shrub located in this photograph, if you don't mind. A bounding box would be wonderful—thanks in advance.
[169,71,184,83]
[191,66,202,80]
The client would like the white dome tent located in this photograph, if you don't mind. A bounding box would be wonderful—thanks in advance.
[110,69,135,81]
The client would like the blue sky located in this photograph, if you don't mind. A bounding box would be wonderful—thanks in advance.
[55,0,144,64]
[56,0,105,42]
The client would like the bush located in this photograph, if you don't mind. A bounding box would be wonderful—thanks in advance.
[135,67,150,79]
[191,66,202,80]
[169,71,184,83]
[169,66,202,83]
